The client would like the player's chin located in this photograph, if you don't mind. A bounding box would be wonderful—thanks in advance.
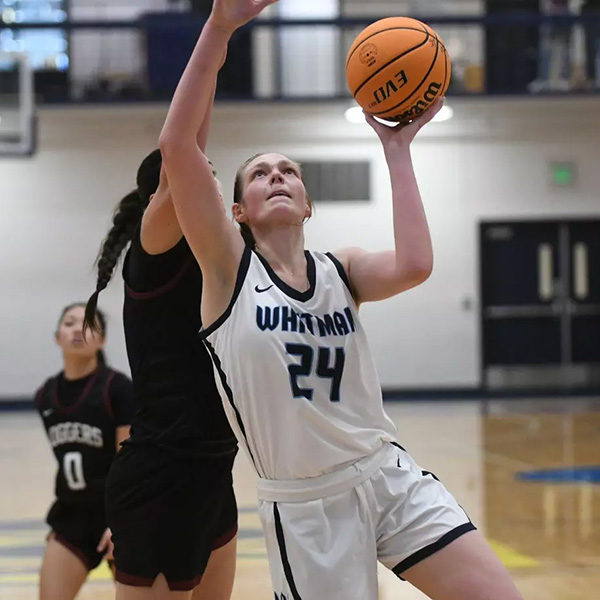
[265,201,304,220]
[65,347,97,359]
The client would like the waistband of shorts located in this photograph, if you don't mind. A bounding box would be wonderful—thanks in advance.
[256,442,393,503]
[121,436,238,458]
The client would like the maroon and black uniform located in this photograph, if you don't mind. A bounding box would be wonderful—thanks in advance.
[36,367,133,569]
[107,226,238,590]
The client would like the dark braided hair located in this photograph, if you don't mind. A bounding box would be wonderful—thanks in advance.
[59,303,107,365]
[83,149,162,335]
[233,153,313,251]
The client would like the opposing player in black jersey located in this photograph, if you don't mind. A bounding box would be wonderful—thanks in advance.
[82,145,238,595]
[36,303,134,600]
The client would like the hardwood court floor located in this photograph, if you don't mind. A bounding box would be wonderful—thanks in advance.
[1,401,599,599]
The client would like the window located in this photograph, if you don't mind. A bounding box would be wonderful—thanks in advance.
[0,1,68,71]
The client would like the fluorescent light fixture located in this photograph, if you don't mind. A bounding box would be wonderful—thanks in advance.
[344,104,454,124]
[344,106,365,124]
[432,104,454,122]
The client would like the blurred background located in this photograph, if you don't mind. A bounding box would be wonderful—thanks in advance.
[1,1,599,599]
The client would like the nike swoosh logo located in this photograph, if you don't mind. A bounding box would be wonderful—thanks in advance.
[255,284,274,293]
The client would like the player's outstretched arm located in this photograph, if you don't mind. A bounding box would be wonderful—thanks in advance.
[141,78,220,256]
[333,99,444,305]
[159,0,278,288]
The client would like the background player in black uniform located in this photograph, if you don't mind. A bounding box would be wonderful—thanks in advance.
[36,303,134,600]
[82,117,238,597]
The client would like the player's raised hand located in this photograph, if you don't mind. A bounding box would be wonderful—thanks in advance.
[364,97,445,153]
[209,0,279,32]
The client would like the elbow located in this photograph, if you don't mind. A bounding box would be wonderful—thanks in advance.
[413,264,433,285]
[158,134,182,160]
[401,260,433,289]
[158,132,198,163]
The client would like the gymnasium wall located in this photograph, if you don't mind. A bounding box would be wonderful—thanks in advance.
[1,97,599,398]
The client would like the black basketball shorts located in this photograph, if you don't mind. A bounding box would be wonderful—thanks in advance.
[106,444,238,591]
[46,497,108,571]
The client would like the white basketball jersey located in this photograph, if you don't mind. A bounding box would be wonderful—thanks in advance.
[202,248,397,480]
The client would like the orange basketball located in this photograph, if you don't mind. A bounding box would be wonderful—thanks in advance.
[346,17,451,123]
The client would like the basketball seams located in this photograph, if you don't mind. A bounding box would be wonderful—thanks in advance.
[346,18,450,123]
[350,29,431,98]
[345,25,429,69]
[369,36,441,117]
[440,41,450,96]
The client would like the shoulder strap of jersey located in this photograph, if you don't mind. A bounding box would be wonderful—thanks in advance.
[34,376,56,410]
[101,368,117,420]
[199,245,253,339]
[324,252,357,300]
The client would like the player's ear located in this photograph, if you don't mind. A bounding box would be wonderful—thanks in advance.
[232,202,247,224]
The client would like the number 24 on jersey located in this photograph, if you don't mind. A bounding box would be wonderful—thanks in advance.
[286,343,345,402]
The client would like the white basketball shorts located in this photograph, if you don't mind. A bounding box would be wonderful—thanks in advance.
[257,442,475,600]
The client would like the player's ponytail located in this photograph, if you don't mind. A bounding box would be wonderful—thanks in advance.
[83,190,146,335]
[83,149,162,336]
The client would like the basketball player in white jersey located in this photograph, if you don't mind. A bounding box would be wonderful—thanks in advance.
[158,1,524,598]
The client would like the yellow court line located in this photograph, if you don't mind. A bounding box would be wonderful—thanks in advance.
[0,535,44,547]
[489,539,540,568]
[88,563,113,581]
[0,535,539,587]
[0,574,38,584]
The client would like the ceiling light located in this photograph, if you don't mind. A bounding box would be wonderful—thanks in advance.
[432,104,454,122]
[344,106,365,124]
[345,103,454,125]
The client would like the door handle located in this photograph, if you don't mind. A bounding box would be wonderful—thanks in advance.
[573,242,589,300]
[538,243,554,301]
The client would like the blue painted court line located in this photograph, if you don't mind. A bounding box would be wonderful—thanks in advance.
[0,520,45,531]
[516,466,600,483]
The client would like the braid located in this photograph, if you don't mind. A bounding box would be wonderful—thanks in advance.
[96,226,136,291]
[83,191,146,336]
[84,148,161,337]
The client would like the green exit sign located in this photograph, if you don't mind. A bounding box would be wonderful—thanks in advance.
[550,162,576,187]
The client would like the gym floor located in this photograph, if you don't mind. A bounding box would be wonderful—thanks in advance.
[1,400,599,600]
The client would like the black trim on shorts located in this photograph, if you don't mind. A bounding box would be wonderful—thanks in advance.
[52,533,96,571]
[203,340,259,473]
[422,470,440,481]
[115,570,202,592]
[199,246,252,340]
[274,503,303,600]
[392,522,477,580]
[212,523,238,550]
[391,441,407,452]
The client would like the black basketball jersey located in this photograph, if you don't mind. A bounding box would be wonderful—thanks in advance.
[121,227,236,454]
[35,367,126,504]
